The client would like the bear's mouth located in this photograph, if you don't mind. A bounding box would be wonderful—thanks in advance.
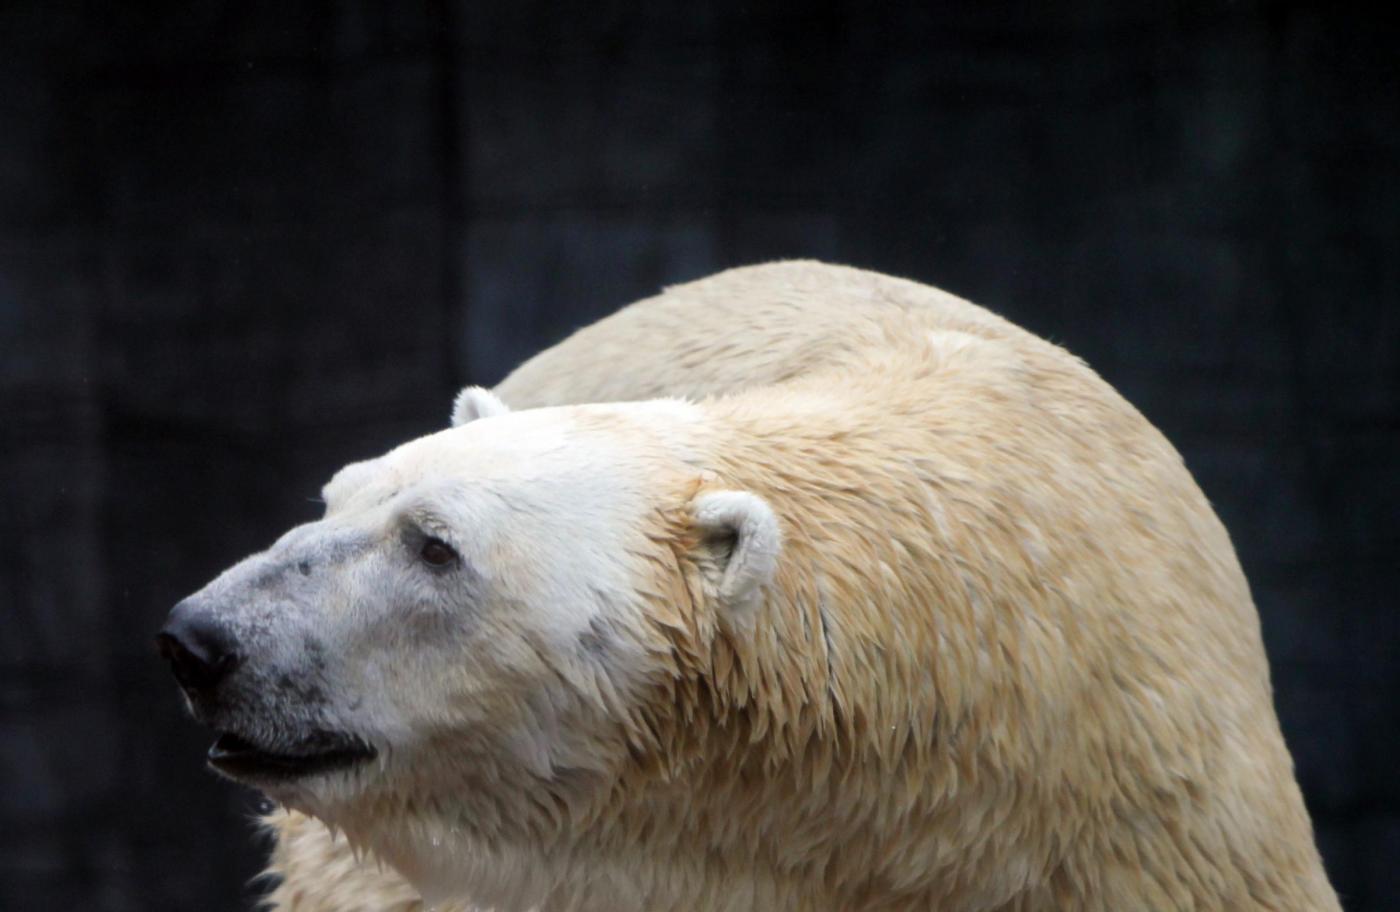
[207,730,375,782]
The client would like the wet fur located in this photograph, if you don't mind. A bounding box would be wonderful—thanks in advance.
[260,262,1338,911]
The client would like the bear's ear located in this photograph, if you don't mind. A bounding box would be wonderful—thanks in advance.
[451,386,511,427]
[690,490,781,617]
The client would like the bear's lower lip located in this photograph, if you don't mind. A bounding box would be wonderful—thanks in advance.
[207,731,375,781]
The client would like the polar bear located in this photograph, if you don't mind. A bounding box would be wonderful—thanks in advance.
[160,262,1338,911]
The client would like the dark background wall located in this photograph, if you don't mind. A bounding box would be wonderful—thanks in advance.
[1,2,1395,910]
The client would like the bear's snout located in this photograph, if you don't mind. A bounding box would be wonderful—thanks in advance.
[156,598,242,699]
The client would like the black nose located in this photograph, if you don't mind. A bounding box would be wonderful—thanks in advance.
[155,600,241,694]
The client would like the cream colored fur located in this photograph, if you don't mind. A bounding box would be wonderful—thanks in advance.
[260,262,1338,911]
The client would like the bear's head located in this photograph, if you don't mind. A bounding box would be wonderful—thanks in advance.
[156,389,781,883]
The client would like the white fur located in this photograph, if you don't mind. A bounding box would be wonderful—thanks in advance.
[274,400,709,785]
[691,490,781,617]
[451,385,512,426]
[259,260,1339,912]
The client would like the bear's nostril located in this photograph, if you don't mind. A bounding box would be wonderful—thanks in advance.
[156,601,242,694]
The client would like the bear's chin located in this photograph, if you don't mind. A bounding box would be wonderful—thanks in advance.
[206,729,375,784]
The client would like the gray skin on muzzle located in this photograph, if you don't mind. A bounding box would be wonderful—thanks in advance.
[157,522,384,782]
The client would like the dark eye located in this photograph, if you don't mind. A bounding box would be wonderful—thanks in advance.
[419,537,457,567]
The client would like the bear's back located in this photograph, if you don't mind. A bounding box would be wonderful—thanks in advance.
[496,261,1039,408]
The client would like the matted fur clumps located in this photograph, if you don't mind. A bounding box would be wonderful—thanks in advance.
[262,262,1338,911]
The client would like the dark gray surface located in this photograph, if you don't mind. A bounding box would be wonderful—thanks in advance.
[1,2,1396,910]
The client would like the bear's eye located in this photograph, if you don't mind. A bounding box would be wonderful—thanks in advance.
[419,537,458,568]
